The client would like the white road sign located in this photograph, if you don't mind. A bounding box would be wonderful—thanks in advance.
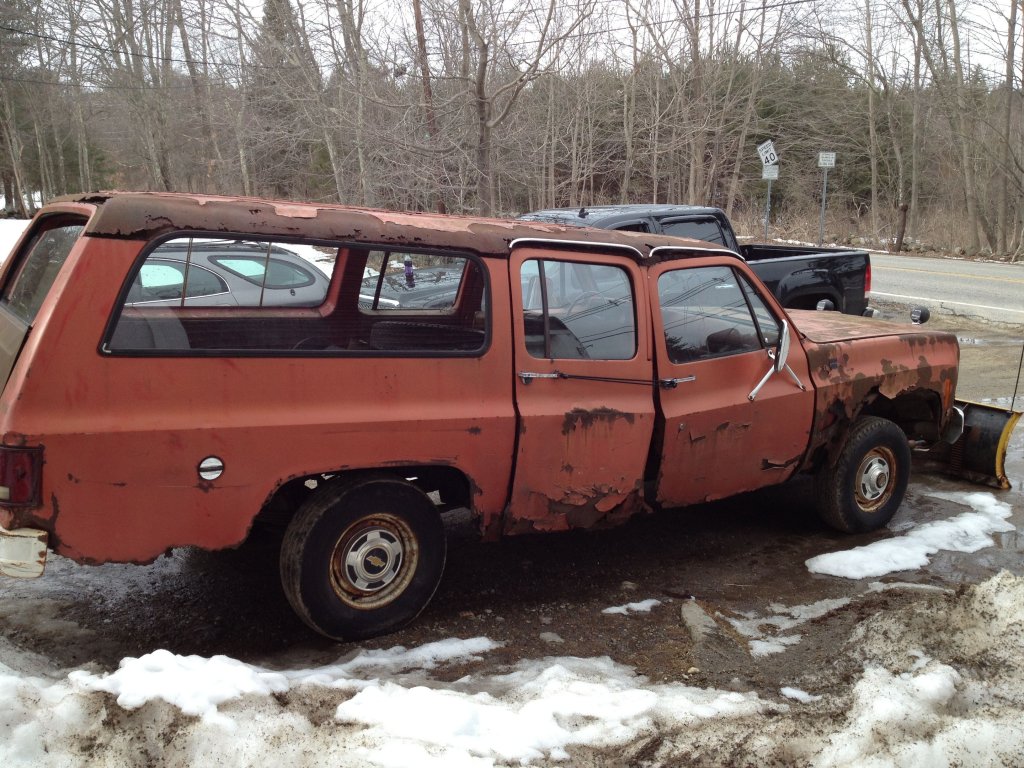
[757,140,778,166]
[818,152,836,168]
[762,164,779,180]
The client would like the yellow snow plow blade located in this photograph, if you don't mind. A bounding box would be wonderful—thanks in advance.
[927,401,1021,489]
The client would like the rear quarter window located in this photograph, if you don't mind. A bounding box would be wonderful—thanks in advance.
[1,218,85,324]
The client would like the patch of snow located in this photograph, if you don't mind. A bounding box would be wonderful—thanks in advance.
[781,687,822,703]
[70,650,290,725]
[806,492,1014,579]
[866,581,952,594]
[724,597,850,655]
[750,636,802,657]
[601,598,662,615]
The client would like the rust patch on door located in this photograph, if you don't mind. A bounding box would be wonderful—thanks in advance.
[561,407,636,436]
[503,485,649,535]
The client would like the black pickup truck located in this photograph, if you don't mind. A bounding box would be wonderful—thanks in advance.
[521,204,871,316]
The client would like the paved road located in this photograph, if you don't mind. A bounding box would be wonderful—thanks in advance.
[869,253,1024,326]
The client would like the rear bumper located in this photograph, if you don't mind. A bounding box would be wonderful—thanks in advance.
[0,525,48,578]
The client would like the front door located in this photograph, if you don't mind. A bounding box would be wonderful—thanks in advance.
[650,259,815,507]
[504,246,656,534]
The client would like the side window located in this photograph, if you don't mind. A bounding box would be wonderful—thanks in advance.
[661,218,727,246]
[739,276,781,347]
[122,238,330,309]
[359,251,471,311]
[521,259,636,360]
[107,238,488,356]
[2,218,84,324]
[658,266,767,364]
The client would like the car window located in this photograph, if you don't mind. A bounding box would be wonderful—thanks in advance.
[660,218,727,246]
[130,260,228,303]
[211,255,315,289]
[739,275,781,347]
[2,219,84,324]
[521,258,636,360]
[658,266,766,363]
[107,238,488,356]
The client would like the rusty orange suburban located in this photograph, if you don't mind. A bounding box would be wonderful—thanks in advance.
[0,192,963,640]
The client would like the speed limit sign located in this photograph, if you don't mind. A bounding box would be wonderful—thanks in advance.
[757,140,778,166]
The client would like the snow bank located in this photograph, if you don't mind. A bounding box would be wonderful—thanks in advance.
[806,492,1014,579]
[6,572,1024,766]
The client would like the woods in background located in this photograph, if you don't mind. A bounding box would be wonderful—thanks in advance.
[0,0,1021,256]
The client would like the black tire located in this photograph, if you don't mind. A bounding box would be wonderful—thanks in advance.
[280,477,446,641]
[814,416,911,533]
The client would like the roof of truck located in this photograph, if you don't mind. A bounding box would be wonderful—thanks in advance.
[520,204,725,227]
[51,192,736,265]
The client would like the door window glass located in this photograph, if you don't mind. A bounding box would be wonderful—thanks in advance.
[739,276,781,347]
[521,259,636,360]
[658,266,766,363]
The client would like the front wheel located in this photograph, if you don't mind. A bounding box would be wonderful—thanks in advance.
[280,477,446,641]
[815,416,911,533]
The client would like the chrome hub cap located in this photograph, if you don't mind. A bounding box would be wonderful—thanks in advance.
[855,448,896,513]
[343,528,403,591]
[330,513,419,610]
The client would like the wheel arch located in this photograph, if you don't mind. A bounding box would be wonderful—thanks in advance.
[806,386,942,473]
[253,464,477,531]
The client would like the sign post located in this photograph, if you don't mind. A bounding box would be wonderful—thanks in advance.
[762,164,779,240]
[818,151,836,246]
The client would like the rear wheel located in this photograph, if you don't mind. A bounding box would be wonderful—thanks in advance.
[815,416,910,533]
[280,477,446,641]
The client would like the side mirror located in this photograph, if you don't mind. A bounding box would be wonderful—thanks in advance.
[750,320,804,400]
[815,298,836,312]
[911,306,930,324]
[775,319,790,373]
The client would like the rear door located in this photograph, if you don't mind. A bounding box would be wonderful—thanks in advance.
[505,245,655,533]
[650,258,815,507]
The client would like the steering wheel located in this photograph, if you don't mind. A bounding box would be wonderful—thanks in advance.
[292,336,333,351]
[565,292,605,317]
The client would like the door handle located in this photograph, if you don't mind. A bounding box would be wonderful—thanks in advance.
[658,376,696,389]
[518,371,560,384]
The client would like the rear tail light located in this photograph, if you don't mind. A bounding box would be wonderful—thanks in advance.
[0,446,43,507]
[865,258,872,294]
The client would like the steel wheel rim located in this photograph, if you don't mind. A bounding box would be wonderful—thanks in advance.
[330,513,419,610]
[855,447,896,513]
